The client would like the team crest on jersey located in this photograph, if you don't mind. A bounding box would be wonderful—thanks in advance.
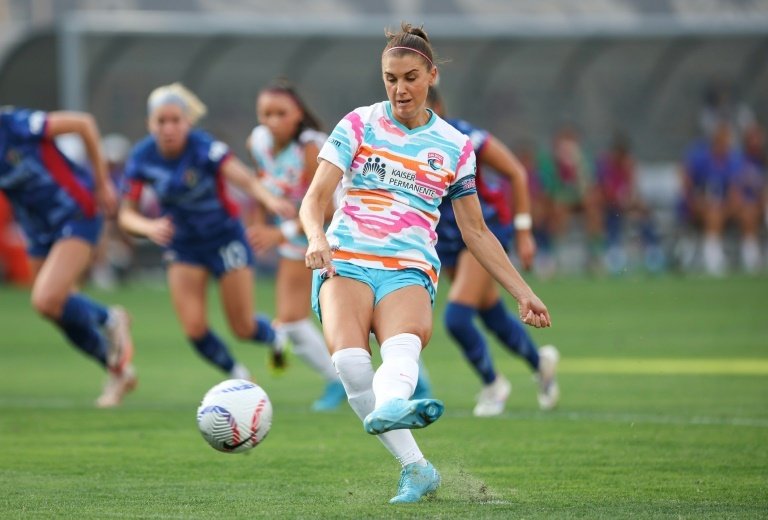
[362,157,387,181]
[184,169,198,187]
[427,152,444,171]
[5,149,21,165]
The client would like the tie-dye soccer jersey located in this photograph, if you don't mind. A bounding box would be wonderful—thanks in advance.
[248,125,327,259]
[318,101,477,289]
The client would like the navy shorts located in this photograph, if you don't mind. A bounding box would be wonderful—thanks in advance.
[164,225,255,279]
[435,217,513,269]
[26,214,104,258]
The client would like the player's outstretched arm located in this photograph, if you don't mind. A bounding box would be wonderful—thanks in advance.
[453,193,551,328]
[480,135,536,269]
[299,159,343,275]
[118,199,174,246]
[46,111,117,217]
[221,156,295,220]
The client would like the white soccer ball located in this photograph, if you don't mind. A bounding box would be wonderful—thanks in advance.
[196,379,272,453]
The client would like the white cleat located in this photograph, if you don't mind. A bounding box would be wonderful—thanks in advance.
[96,364,138,408]
[105,306,134,374]
[537,345,560,411]
[473,374,512,417]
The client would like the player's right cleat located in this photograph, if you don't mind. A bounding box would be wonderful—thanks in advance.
[105,306,134,374]
[389,460,441,504]
[96,364,138,408]
[268,326,288,374]
[363,398,444,435]
[537,345,560,410]
[473,374,512,417]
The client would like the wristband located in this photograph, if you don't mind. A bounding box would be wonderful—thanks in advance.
[513,213,533,231]
[279,219,300,240]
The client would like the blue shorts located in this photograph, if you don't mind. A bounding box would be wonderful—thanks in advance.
[164,225,255,279]
[435,217,513,269]
[311,261,436,322]
[26,214,104,258]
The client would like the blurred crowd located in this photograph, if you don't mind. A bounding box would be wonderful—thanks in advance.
[0,90,765,286]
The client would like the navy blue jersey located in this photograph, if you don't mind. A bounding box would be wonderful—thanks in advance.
[123,129,240,246]
[437,118,510,228]
[0,107,97,237]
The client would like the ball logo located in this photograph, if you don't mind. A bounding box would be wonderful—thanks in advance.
[427,152,444,171]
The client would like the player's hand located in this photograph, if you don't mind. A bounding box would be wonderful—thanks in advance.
[264,195,296,220]
[516,229,536,271]
[247,224,283,252]
[305,234,335,276]
[96,182,119,218]
[518,292,551,328]
[148,216,174,246]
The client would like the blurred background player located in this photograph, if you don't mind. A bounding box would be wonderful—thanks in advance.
[427,87,559,416]
[118,83,294,382]
[300,23,551,504]
[596,132,664,274]
[0,106,136,407]
[678,120,744,275]
[733,122,766,273]
[246,80,346,411]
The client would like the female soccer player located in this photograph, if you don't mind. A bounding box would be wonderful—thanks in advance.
[300,24,551,504]
[427,87,560,417]
[119,83,293,381]
[246,80,345,411]
[0,106,135,407]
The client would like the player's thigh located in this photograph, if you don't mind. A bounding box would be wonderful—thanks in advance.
[318,276,374,352]
[372,285,433,347]
[31,238,94,316]
[218,267,256,339]
[167,263,210,337]
[275,258,312,323]
[448,249,496,307]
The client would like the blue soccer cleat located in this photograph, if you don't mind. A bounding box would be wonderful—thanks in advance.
[389,460,441,504]
[411,367,433,400]
[311,380,347,412]
[363,397,444,435]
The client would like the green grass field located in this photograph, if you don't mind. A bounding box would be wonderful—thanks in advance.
[1,275,766,518]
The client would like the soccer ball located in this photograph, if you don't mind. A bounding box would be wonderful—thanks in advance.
[196,379,272,453]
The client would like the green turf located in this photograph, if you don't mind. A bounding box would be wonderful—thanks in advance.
[1,275,766,518]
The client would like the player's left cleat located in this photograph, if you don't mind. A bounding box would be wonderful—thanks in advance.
[389,460,441,504]
[311,380,347,412]
[105,306,134,374]
[537,345,560,410]
[96,364,138,408]
[363,397,444,435]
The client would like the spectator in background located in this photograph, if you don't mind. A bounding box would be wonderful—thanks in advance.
[517,141,556,277]
[537,125,603,272]
[734,123,766,273]
[679,120,744,275]
[596,132,664,274]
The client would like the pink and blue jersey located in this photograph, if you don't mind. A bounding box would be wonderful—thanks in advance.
[318,101,477,287]
[123,129,239,247]
[248,125,326,258]
[0,108,98,239]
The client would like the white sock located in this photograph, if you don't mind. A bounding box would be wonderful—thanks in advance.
[703,235,726,275]
[741,237,761,273]
[281,319,337,381]
[332,348,423,467]
[372,333,421,408]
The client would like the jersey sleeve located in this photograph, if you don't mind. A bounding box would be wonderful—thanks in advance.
[447,138,477,200]
[121,148,145,202]
[318,108,366,173]
[3,109,47,142]
[193,130,232,175]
